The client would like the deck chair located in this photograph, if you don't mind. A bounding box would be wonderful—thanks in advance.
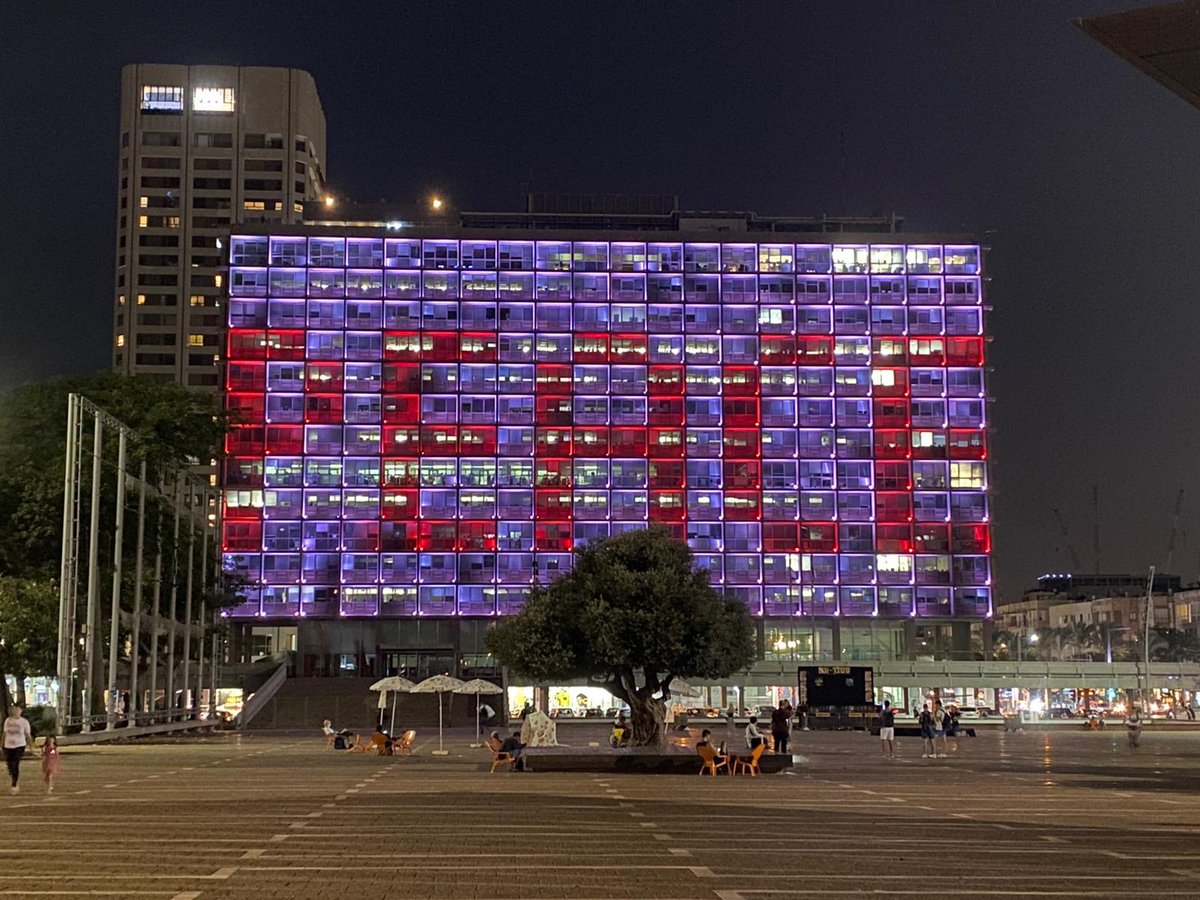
[734,742,766,777]
[396,730,416,755]
[697,743,728,776]
[487,736,518,773]
[324,731,336,750]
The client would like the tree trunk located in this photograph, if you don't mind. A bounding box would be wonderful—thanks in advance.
[14,673,27,707]
[627,690,666,748]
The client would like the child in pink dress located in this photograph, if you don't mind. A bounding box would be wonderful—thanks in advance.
[41,736,61,793]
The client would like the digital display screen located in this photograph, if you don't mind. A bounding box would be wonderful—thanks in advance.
[798,665,874,707]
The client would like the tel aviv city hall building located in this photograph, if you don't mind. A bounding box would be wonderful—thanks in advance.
[219,203,991,680]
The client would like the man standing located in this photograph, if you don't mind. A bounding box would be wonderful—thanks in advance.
[770,701,791,754]
[878,700,896,759]
[932,701,949,758]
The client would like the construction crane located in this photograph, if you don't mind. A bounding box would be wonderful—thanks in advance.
[1052,508,1083,572]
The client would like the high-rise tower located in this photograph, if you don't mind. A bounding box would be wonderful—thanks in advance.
[113,64,326,388]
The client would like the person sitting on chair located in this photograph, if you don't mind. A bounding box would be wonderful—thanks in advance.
[498,730,528,771]
[697,729,727,766]
[372,725,396,755]
[610,712,631,748]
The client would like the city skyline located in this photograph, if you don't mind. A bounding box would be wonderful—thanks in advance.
[2,1,1198,602]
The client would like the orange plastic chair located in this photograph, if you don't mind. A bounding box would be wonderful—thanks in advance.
[396,730,416,755]
[735,742,766,776]
[697,743,728,776]
[487,736,517,773]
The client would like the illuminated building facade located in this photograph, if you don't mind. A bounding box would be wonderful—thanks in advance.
[220,223,991,670]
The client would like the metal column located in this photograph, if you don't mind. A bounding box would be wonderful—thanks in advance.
[148,494,163,717]
[105,429,128,730]
[55,394,79,727]
[195,490,210,720]
[166,477,181,718]
[181,487,196,716]
[81,416,104,732]
[128,460,147,725]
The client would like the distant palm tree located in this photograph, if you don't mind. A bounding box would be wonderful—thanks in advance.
[1150,629,1200,663]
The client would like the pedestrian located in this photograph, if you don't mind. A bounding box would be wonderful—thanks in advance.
[745,715,765,750]
[932,701,949,758]
[1126,708,1143,751]
[770,701,791,754]
[41,736,61,794]
[3,704,32,794]
[878,700,896,759]
[919,703,935,759]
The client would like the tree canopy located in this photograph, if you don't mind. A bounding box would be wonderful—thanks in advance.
[486,527,757,746]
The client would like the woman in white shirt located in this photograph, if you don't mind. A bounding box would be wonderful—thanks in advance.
[3,705,33,794]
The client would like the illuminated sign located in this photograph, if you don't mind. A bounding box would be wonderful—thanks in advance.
[193,87,235,113]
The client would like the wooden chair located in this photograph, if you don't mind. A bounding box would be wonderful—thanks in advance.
[734,742,766,777]
[396,730,416,755]
[487,736,518,773]
[697,743,728,776]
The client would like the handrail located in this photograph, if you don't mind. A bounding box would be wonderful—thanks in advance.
[237,662,288,728]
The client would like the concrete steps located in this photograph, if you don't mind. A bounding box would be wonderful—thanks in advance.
[243,677,487,731]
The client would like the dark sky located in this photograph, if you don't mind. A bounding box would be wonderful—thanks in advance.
[2,1,1198,602]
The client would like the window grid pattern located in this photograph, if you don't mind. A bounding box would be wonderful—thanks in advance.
[222,236,990,620]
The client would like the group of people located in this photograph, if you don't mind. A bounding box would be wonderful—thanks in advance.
[3,705,61,795]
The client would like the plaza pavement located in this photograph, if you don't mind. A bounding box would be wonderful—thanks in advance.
[5,725,1200,898]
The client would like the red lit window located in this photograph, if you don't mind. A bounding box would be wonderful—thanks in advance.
[649,490,685,521]
[305,362,343,392]
[876,524,913,553]
[797,336,833,364]
[723,460,760,489]
[382,425,420,453]
[266,329,305,359]
[952,524,990,554]
[420,426,459,454]
[874,461,911,491]
[801,523,837,552]
[873,399,909,428]
[648,460,684,489]
[535,522,572,551]
[763,523,799,552]
[648,365,685,395]
[723,429,760,458]
[946,336,983,366]
[648,397,684,426]
[535,458,572,486]
[535,489,572,518]
[535,364,572,393]
[873,429,910,459]
[459,425,496,455]
[611,427,647,455]
[226,393,265,421]
[222,520,262,551]
[876,492,913,523]
[228,329,267,360]
[573,334,609,363]
[535,427,573,455]
[574,427,608,455]
[420,332,459,361]
[382,363,420,393]
[459,520,498,551]
[228,362,266,391]
[264,425,302,454]
[721,366,759,396]
[723,398,758,427]
[949,429,986,459]
[871,368,909,397]
[460,332,497,361]
[536,396,573,425]
[382,394,419,424]
[419,521,456,551]
[648,427,684,458]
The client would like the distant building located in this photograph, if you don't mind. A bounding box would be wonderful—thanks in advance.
[1033,572,1180,599]
[113,64,327,389]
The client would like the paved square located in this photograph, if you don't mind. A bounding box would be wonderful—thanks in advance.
[5,727,1200,898]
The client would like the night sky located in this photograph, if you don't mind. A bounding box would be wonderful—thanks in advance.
[2,2,1198,602]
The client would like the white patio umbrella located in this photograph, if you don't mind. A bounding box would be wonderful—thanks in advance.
[369,676,414,735]
[667,678,702,700]
[411,675,465,754]
[455,678,504,747]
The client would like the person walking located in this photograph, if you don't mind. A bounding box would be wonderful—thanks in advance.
[3,705,33,794]
[40,736,61,794]
[878,700,896,759]
[770,701,791,754]
[931,701,949,758]
[919,703,935,759]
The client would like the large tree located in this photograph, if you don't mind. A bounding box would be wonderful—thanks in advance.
[0,577,58,714]
[486,528,757,747]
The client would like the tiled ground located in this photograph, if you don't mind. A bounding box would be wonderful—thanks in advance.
[6,727,1200,898]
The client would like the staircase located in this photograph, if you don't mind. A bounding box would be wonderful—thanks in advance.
[242,677,485,731]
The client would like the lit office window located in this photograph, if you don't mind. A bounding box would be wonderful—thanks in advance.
[140,86,183,112]
[193,87,236,113]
